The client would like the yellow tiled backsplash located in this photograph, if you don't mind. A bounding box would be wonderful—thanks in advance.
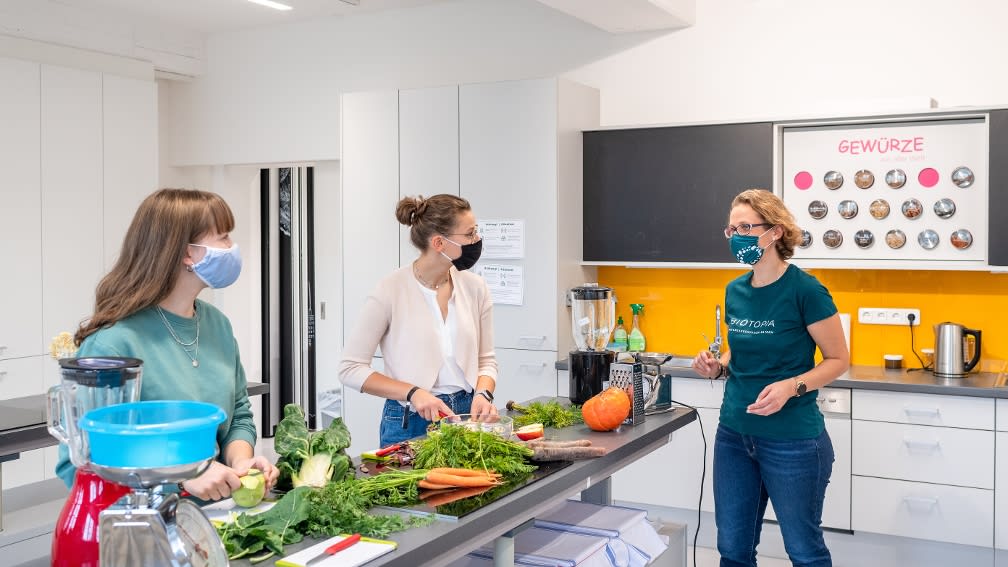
[599,266,1008,372]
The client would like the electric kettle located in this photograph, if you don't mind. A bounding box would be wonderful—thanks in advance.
[933,322,982,377]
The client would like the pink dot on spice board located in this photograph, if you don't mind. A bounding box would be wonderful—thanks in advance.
[794,171,813,190]
[918,167,939,187]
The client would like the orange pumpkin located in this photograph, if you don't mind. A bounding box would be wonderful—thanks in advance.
[581,387,631,431]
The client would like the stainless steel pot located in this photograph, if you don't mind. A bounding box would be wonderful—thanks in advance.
[933,322,981,377]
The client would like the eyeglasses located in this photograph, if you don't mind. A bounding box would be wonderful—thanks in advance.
[446,225,480,244]
[724,223,773,239]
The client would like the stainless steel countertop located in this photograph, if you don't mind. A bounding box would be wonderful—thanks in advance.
[555,358,1008,399]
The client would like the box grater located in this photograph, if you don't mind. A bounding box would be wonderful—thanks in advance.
[608,362,646,425]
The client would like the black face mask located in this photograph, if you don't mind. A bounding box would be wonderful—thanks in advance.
[442,238,483,271]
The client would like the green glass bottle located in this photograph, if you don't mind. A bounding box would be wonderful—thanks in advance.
[628,303,646,352]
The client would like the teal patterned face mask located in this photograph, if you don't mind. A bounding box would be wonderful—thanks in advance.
[729,228,774,265]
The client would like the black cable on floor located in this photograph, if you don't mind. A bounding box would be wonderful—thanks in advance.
[669,398,705,567]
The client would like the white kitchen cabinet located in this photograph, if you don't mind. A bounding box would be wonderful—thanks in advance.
[101,74,157,269]
[997,431,1008,550]
[459,78,598,355]
[0,357,46,403]
[340,90,401,346]
[1,445,46,490]
[492,349,557,408]
[853,475,993,547]
[0,56,42,362]
[340,357,389,459]
[613,378,722,512]
[557,369,569,399]
[40,64,103,363]
[398,85,459,268]
[852,389,995,547]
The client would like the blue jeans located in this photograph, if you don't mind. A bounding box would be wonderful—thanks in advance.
[379,389,474,447]
[713,424,834,567]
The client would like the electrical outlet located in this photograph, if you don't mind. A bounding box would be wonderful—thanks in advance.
[858,307,921,326]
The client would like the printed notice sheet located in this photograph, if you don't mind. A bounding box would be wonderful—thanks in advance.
[478,264,524,306]
[479,220,525,259]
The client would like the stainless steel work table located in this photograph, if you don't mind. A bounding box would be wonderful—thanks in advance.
[236,403,697,567]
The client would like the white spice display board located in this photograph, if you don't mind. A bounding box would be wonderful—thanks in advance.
[781,117,987,263]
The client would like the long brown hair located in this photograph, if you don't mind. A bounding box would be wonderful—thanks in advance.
[395,194,471,251]
[75,188,235,345]
[731,188,802,260]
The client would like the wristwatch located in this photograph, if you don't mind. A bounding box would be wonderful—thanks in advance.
[794,379,807,397]
[475,389,494,403]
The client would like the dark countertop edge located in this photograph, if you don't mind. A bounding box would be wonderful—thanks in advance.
[0,382,271,459]
[555,359,1008,399]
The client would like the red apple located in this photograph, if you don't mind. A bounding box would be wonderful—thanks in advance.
[515,423,545,441]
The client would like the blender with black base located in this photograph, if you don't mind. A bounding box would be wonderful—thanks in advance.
[568,284,616,405]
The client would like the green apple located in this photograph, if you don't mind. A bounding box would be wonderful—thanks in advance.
[232,469,266,507]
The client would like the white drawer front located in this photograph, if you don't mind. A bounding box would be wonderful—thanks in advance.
[853,389,994,430]
[0,355,45,399]
[998,399,1008,432]
[668,378,724,409]
[852,420,994,488]
[852,475,993,547]
[816,387,851,415]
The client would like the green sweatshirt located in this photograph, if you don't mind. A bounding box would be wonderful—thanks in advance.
[55,299,257,487]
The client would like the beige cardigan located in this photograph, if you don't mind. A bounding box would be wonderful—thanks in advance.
[338,265,498,394]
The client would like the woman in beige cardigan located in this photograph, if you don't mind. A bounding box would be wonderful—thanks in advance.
[338,194,499,447]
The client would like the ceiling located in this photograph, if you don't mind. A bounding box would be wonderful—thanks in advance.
[43,0,446,34]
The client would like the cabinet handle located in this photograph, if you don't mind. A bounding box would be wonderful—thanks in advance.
[902,438,941,453]
[519,362,548,373]
[0,370,6,377]
[902,496,939,512]
[519,335,547,343]
[903,406,941,418]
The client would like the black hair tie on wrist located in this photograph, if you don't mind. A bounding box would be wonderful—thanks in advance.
[405,386,421,403]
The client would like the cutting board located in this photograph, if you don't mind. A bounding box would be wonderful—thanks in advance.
[275,535,397,567]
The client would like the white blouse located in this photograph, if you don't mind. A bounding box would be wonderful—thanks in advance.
[417,282,469,395]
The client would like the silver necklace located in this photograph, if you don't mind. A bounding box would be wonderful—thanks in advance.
[156,305,200,367]
[412,262,449,290]
[753,264,788,287]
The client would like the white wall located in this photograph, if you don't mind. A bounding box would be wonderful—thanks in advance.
[567,0,1008,127]
[158,0,659,166]
[160,0,1008,169]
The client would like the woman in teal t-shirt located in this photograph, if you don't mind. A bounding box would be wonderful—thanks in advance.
[692,189,849,567]
[55,188,279,501]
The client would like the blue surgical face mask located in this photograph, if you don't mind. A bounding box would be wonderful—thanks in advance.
[729,229,774,265]
[190,243,242,288]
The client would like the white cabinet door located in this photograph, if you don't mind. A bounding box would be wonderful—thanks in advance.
[341,357,389,459]
[41,64,103,363]
[0,57,42,361]
[612,406,719,511]
[101,74,156,269]
[0,356,45,401]
[997,431,1008,549]
[340,91,400,348]
[398,85,459,268]
[2,446,46,490]
[459,79,559,352]
[492,348,557,409]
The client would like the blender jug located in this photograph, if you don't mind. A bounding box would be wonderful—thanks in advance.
[568,284,616,404]
[47,356,143,467]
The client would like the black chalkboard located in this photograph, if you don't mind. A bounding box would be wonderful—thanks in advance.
[990,110,1008,266]
[583,123,773,262]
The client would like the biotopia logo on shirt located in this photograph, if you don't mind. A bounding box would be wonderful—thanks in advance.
[729,317,776,335]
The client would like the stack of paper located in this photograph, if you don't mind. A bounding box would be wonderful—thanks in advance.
[533,500,667,567]
[468,527,610,567]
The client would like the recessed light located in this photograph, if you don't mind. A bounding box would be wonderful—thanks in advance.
[247,0,293,11]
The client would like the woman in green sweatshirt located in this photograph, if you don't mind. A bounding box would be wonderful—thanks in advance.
[55,188,278,501]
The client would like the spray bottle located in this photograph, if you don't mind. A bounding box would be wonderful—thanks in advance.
[610,316,629,352]
[628,303,646,352]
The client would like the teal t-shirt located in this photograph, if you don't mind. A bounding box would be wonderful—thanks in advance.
[55,299,257,487]
[720,264,838,439]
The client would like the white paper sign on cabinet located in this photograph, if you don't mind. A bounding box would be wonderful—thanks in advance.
[479,219,525,259]
[477,264,524,306]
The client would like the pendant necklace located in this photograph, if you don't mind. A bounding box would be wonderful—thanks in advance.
[157,304,200,367]
[413,262,449,290]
